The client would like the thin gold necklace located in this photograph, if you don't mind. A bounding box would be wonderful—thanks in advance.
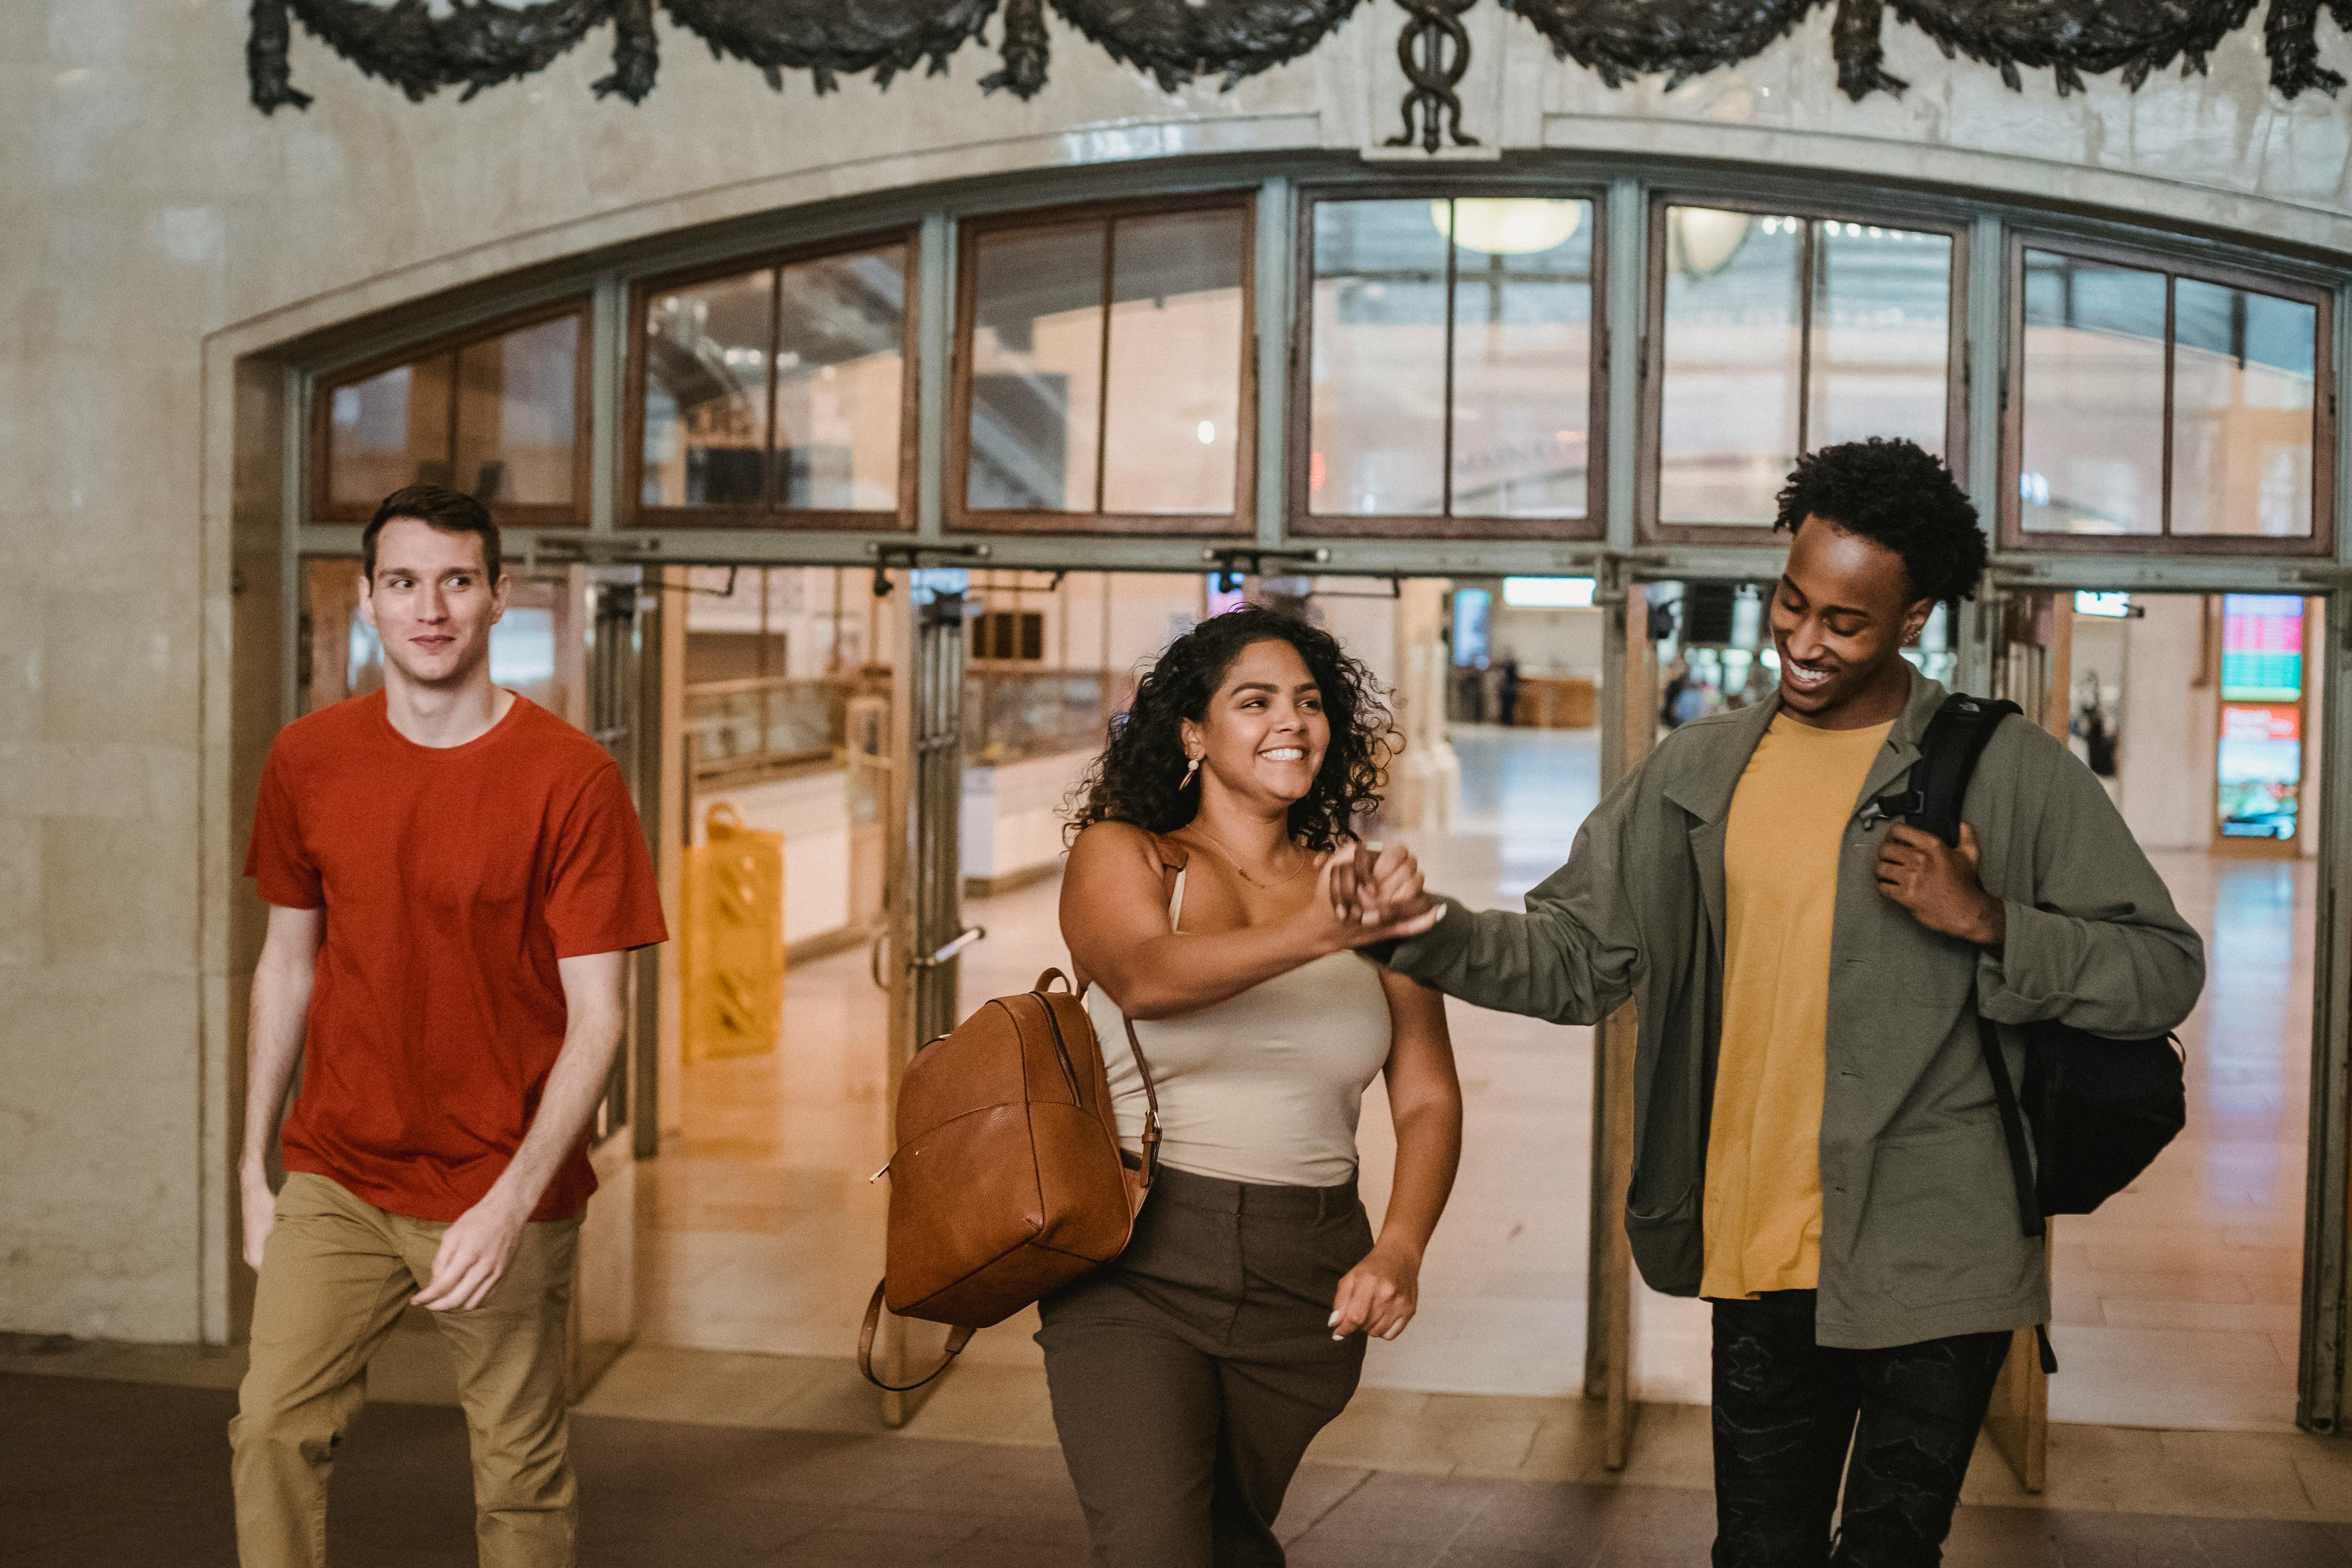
[1193,829,1311,888]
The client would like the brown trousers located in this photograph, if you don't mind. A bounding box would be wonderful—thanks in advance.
[230,1173,581,1568]
[1036,1164,1372,1568]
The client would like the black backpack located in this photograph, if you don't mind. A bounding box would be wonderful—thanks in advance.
[1884,694,2189,1242]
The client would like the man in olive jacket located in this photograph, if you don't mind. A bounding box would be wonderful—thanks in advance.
[1353,441,2203,1567]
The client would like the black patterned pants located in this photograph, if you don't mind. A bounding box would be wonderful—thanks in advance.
[1711,1290,2012,1568]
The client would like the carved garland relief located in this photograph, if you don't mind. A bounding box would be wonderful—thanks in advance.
[249,1,2352,155]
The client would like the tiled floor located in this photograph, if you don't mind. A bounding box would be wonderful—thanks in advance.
[2046,848,2314,1430]
[13,1368,2352,1567]
[647,725,2319,1432]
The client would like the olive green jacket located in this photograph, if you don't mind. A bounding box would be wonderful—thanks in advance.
[1386,671,2204,1349]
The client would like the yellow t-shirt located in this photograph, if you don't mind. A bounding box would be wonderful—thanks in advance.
[1700,713,1894,1300]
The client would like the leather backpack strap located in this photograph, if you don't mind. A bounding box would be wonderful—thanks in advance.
[857,1280,977,1393]
[1108,833,1183,1198]
[1122,1013,1163,1196]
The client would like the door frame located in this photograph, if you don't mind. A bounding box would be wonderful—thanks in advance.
[243,147,2352,1445]
[1980,565,2352,1438]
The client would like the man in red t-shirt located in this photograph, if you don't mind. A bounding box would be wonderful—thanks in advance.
[233,484,668,1568]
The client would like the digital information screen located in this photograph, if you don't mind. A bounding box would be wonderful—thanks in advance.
[2217,596,2306,840]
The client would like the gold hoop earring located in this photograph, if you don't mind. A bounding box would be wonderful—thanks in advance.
[1180,755,1200,789]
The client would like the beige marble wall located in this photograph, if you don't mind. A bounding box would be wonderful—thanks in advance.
[6,0,2352,1345]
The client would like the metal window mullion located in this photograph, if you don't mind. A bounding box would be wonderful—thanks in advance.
[590,273,623,533]
[284,365,310,724]
[1958,214,2006,697]
[765,266,786,513]
[1255,177,1292,548]
[2303,592,2352,1432]
[444,345,462,491]
[1796,218,1816,460]
[1095,219,1116,517]
[1604,178,1646,554]
[917,210,954,541]
[1441,202,1459,518]
[2162,273,2177,537]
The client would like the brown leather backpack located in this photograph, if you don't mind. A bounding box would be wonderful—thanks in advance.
[858,966,1159,1389]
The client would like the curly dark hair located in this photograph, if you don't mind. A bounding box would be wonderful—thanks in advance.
[1772,438,1988,604]
[1066,606,1393,853]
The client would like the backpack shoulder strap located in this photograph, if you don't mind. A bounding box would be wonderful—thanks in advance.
[1144,832,1190,877]
[1890,691,2046,1242]
[1106,835,1173,1195]
[1885,693,2022,846]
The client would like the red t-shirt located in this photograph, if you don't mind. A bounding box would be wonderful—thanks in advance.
[244,691,669,1222]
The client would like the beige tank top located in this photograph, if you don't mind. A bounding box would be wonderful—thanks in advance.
[1082,867,1394,1188]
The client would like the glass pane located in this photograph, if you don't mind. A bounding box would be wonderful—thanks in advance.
[967,222,1107,512]
[1658,209,1802,526]
[2172,280,2316,538]
[326,353,453,506]
[1448,199,1593,519]
[642,269,774,507]
[1101,210,1245,514]
[454,314,579,508]
[777,246,906,511]
[1809,222,1951,456]
[2018,251,2167,536]
[1308,199,1449,517]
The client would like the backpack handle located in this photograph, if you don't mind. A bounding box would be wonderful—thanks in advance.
[1029,963,1161,1197]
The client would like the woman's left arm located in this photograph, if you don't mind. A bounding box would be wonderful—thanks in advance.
[1332,971,1463,1342]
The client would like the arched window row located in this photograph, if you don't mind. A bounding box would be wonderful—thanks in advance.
[308,178,2341,560]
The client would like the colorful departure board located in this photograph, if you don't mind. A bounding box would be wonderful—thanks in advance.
[2220,594,2305,703]
[2217,596,2308,842]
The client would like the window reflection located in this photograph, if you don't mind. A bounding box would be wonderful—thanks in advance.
[1310,196,1593,522]
[2020,253,2167,536]
[967,223,1108,511]
[964,209,1247,518]
[1809,223,1951,457]
[455,315,577,506]
[323,311,582,518]
[778,249,906,510]
[1311,200,1450,517]
[644,269,773,506]
[1102,209,1245,515]
[1659,210,1803,526]
[327,356,454,506]
[1658,210,1951,527]
[1449,200,1593,519]
[639,244,907,516]
[2018,250,2316,540]
[2173,281,2316,538]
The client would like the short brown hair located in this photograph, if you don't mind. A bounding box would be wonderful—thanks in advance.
[362,484,502,584]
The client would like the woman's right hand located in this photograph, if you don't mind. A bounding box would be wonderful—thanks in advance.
[1305,848,1442,954]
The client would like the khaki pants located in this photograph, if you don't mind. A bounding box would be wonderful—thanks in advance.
[230,1172,581,1568]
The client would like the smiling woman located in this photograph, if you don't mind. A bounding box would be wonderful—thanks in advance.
[1066,607,1388,852]
[1048,606,1461,1565]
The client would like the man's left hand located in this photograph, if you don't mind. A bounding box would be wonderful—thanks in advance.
[1875,823,2007,949]
[414,1194,529,1311]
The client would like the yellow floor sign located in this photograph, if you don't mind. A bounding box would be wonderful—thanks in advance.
[682,802,785,1062]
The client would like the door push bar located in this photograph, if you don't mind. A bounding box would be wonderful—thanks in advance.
[868,926,987,989]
